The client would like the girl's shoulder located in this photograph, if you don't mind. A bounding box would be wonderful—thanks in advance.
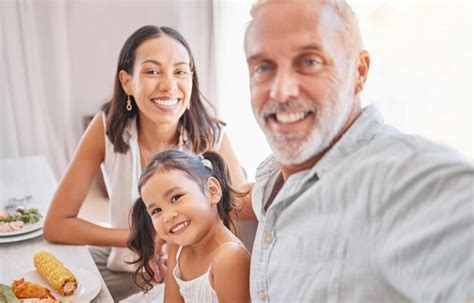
[209,242,251,302]
[211,242,250,272]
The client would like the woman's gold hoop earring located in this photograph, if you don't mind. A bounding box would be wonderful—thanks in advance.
[126,95,132,111]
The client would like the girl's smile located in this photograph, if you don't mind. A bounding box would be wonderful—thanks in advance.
[169,220,190,235]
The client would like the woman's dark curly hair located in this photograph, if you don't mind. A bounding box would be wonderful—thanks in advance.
[127,150,244,291]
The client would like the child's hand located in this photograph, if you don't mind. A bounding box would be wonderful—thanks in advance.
[149,238,168,283]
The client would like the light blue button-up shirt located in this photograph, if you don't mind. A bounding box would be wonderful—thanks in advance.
[250,105,473,302]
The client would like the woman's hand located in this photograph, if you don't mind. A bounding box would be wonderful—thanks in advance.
[148,238,168,282]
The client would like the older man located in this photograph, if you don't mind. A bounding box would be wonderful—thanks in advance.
[244,0,473,301]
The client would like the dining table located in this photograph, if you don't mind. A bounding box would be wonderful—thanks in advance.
[0,155,114,302]
[0,236,114,302]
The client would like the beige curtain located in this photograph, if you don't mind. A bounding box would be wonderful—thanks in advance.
[0,0,75,177]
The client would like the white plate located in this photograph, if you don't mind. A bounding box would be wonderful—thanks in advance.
[0,218,44,237]
[14,268,101,303]
[0,228,43,244]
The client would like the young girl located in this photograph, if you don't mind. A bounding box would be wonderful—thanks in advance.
[128,150,251,303]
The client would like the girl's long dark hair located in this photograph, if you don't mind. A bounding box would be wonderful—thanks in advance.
[127,150,243,291]
[101,25,222,154]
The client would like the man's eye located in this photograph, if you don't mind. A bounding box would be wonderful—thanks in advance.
[251,62,274,82]
[171,194,183,203]
[302,58,322,67]
[297,55,324,73]
[255,63,273,74]
[151,208,161,215]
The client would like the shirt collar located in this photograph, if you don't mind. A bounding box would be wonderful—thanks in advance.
[308,104,385,180]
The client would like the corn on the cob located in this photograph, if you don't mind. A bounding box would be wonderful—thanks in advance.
[33,251,77,296]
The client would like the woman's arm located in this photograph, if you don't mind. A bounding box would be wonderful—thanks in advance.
[217,133,246,187]
[218,135,257,221]
[163,244,184,303]
[43,112,129,247]
[211,243,251,303]
[232,183,256,221]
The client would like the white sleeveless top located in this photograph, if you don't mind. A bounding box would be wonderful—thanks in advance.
[173,243,242,302]
[100,112,224,272]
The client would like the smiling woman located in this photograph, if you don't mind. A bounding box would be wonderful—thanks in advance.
[42,25,246,301]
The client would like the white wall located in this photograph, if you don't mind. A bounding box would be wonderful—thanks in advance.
[354,1,473,159]
[213,0,270,182]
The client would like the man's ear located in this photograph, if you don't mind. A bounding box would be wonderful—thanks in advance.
[207,177,222,205]
[119,70,133,95]
[354,50,370,95]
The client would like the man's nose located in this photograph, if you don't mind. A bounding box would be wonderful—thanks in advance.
[269,69,299,102]
[158,73,178,93]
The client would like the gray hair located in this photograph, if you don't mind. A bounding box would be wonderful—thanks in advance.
[247,0,363,58]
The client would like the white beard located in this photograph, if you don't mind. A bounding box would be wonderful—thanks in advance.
[258,90,354,166]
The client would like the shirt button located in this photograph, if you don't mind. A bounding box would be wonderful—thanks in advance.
[258,291,267,301]
[264,234,273,244]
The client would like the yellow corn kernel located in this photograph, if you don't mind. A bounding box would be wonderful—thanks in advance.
[33,251,77,296]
